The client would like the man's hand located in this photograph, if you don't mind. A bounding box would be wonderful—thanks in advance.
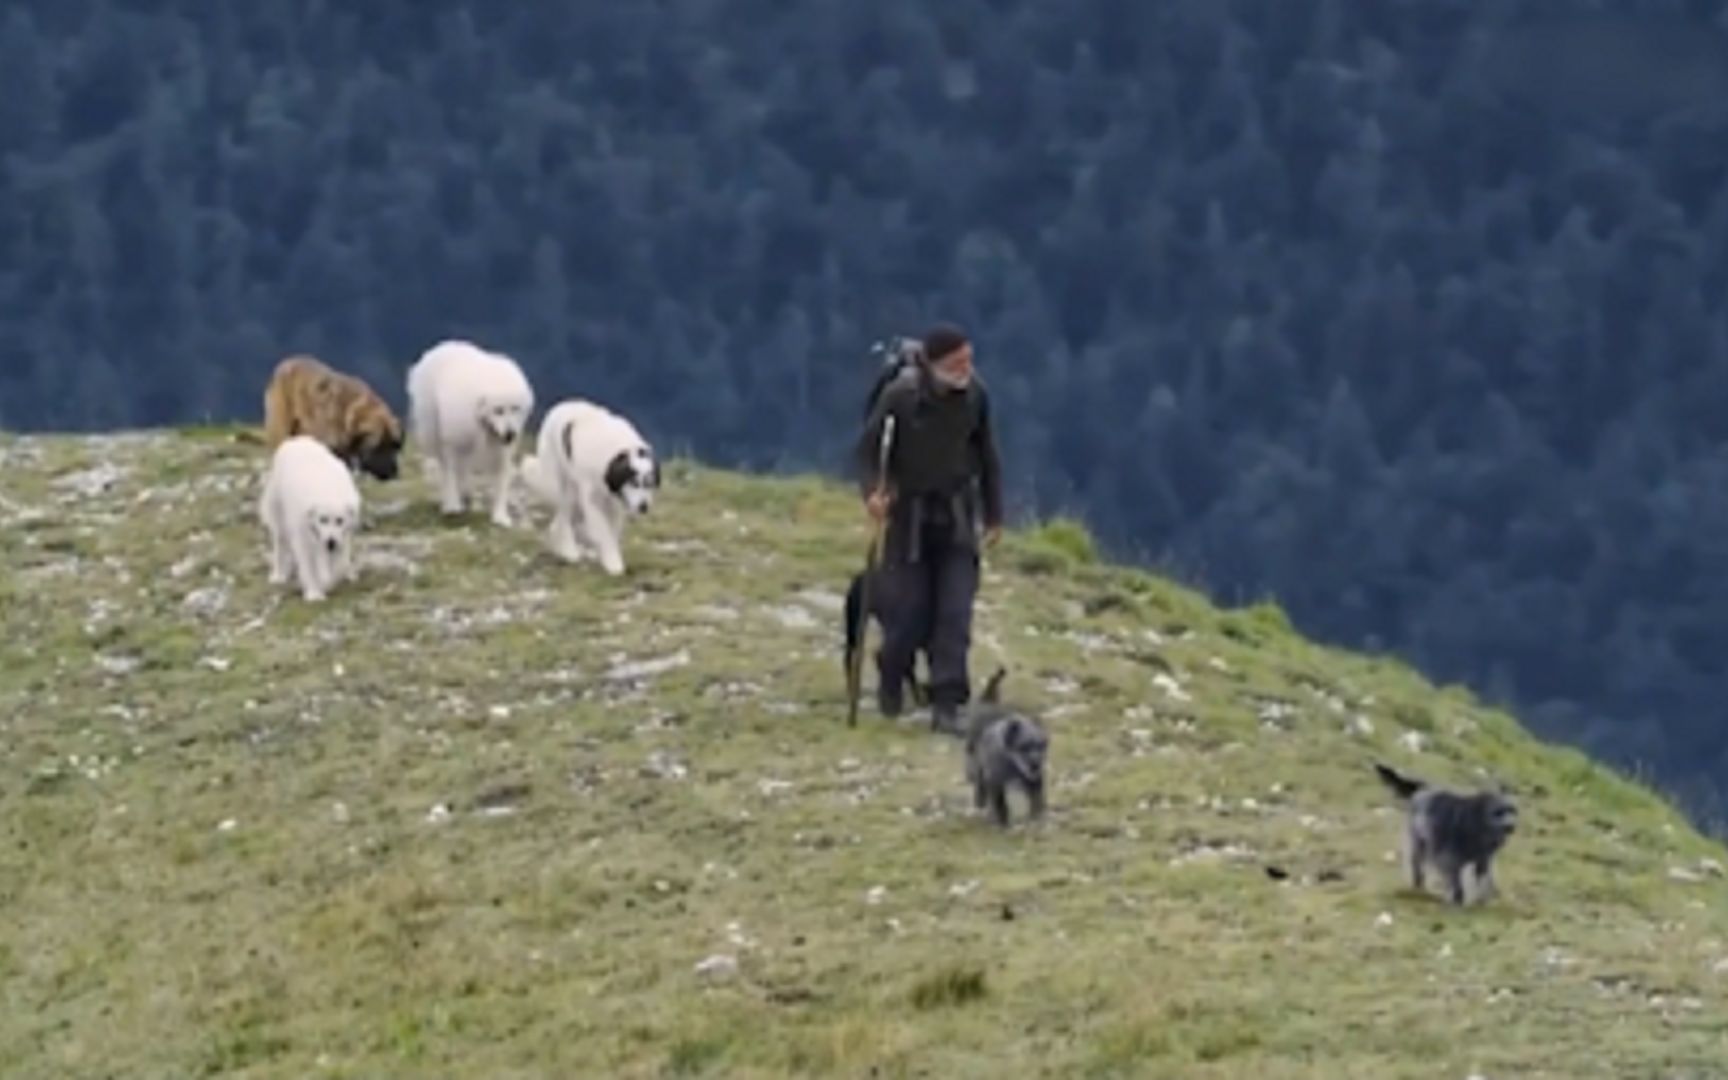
[865,488,892,522]
[984,524,1003,548]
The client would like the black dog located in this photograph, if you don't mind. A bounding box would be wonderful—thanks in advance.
[843,569,929,709]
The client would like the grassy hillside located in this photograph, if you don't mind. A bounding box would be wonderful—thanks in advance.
[3,427,1727,1079]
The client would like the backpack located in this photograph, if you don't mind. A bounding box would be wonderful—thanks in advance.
[862,335,925,419]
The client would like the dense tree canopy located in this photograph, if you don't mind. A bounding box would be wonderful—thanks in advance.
[7,0,1728,826]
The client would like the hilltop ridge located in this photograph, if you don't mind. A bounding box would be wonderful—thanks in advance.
[2,427,1727,1078]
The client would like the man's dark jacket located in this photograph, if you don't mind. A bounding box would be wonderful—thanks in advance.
[855,363,1003,560]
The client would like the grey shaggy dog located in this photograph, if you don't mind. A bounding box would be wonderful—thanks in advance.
[963,668,1049,827]
[1374,762,1518,906]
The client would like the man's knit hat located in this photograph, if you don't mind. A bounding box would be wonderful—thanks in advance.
[921,324,970,363]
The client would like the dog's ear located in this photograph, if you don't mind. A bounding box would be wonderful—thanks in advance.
[604,451,634,494]
[340,392,371,446]
[339,426,369,464]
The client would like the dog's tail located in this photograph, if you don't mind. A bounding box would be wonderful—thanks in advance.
[981,666,1008,704]
[1374,762,1425,801]
[842,571,864,662]
[518,453,557,505]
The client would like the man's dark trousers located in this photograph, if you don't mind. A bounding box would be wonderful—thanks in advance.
[875,496,979,720]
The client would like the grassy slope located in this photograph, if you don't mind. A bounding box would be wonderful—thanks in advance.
[2,427,1727,1079]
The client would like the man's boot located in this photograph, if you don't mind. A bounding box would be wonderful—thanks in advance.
[878,682,903,719]
[930,699,961,734]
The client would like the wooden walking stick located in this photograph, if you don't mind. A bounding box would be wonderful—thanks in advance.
[847,414,896,726]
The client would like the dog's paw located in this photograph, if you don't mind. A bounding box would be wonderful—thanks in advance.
[491,511,515,529]
[600,556,626,576]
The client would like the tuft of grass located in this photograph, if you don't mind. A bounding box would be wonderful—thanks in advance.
[1012,515,1099,574]
[1237,597,1295,634]
[909,965,988,1010]
[2,427,1727,1078]
[176,421,264,444]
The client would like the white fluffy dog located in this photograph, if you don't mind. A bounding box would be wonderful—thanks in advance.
[405,339,535,527]
[259,435,362,602]
[520,399,660,576]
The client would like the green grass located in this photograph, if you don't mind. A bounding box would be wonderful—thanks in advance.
[3,425,1728,1078]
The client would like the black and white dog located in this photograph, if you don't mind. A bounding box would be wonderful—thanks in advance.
[520,398,660,576]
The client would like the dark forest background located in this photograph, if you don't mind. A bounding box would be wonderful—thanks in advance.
[6,0,1728,826]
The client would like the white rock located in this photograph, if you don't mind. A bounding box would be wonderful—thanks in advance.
[606,649,691,682]
[766,604,817,630]
[1258,702,1296,725]
[95,654,139,676]
[693,954,738,980]
[794,588,846,613]
[1152,673,1190,702]
[52,461,128,499]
